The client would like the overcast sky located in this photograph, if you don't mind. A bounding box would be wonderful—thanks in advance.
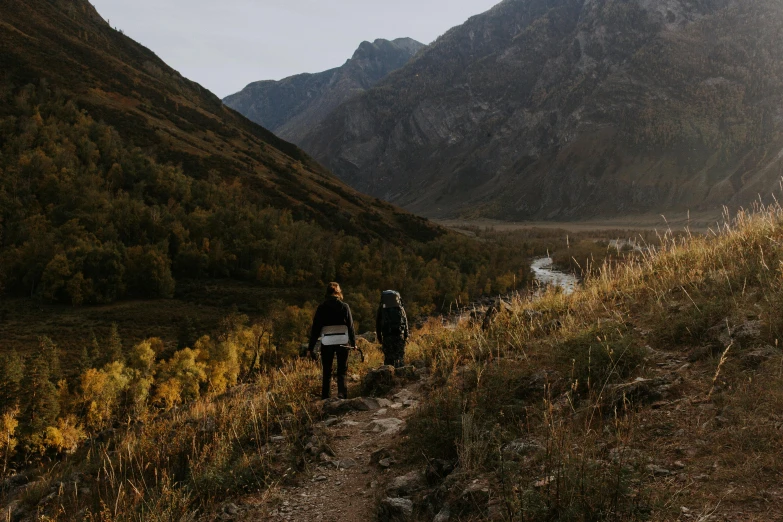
[90,0,501,98]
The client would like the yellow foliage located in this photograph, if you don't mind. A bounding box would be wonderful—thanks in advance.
[127,376,153,416]
[0,408,19,469]
[129,339,157,376]
[152,378,182,410]
[157,348,206,401]
[43,416,86,454]
[80,362,131,431]
[196,336,241,394]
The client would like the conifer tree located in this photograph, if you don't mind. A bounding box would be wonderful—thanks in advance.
[88,330,101,367]
[106,323,124,365]
[76,343,92,377]
[0,352,24,413]
[21,347,59,436]
[39,336,62,383]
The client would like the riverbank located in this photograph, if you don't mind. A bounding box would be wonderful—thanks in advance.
[530,257,579,294]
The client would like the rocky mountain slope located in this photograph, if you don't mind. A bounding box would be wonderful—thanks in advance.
[0,0,436,243]
[223,38,424,145]
[299,0,783,220]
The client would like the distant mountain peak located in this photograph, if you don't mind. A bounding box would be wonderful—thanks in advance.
[223,37,424,144]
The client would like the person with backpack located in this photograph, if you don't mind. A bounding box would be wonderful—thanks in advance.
[376,290,410,368]
[308,282,356,400]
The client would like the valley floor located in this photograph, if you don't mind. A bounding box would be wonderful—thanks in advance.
[436,210,723,234]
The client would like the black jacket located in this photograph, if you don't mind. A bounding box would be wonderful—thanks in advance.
[376,304,410,343]
[308,297,356,351]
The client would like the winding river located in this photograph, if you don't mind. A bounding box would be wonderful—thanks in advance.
[530,257,579,295]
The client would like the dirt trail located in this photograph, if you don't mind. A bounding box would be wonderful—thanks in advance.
[233,379,424,521]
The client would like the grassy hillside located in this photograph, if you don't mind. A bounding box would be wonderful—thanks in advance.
[400,205,783,520]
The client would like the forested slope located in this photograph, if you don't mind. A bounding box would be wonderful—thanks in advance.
[0,0,531,342]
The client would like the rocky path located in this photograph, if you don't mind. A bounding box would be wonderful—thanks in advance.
[232,379,424,522]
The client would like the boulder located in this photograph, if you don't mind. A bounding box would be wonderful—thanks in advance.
[460,478,491,508]
[433,506,451,522]
[363,365,396,395]
[501,439,545,461]
[482,299,513,330]
[706,319,764,349]
[387,470,425,496]
[741,345,779,369]
[378,498,413,521]
[609,375,678,407]
[425,459,456,484]
[732,320,764,345]
[395,365,419,381]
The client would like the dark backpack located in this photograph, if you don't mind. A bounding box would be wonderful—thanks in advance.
[381,291,407,338]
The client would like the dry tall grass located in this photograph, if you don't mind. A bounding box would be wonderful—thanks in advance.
[405,204,783,520]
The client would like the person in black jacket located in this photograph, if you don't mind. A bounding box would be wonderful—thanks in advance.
[308,282,356,399]
[376,290,409,368]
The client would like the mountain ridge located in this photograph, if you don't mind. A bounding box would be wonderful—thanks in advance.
[223,37,425,145]
[298,0,783,220]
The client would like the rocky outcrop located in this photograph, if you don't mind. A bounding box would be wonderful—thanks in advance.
[223,38,424,144]
[300,0,783,220]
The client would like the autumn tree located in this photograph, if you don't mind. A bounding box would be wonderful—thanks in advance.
[0,409,19,476]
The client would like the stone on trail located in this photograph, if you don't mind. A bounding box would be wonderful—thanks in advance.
[378,497,413,521]
[323,397,380,415]
[393,388,418,403]
[336,458,358,470]
[365,417,406,436]
[646,464,672,476]
[378,457,395,468]
[370,447,392,464]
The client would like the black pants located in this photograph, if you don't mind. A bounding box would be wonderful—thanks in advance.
[382,337,406,368]
[321,345,349,399]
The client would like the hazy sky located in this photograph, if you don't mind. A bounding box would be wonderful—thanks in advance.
[90,0,501,98]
